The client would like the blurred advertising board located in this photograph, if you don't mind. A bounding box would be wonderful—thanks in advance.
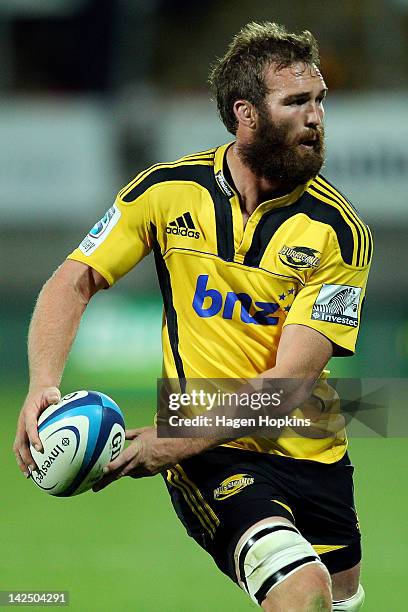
[0,98,119,224]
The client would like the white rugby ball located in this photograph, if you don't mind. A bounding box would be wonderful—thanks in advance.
[30,390,125,496]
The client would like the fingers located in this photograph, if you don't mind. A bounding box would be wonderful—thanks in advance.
[15,386,62,475]
[13,440,32,478]
[93,440,142,492]
[106,440,142,474]
[13,415,37,475]
[92,464,148,492]
[125,427,150,440]
[43,387,61,406]
[25,412,43,454]
[26,387,61,453]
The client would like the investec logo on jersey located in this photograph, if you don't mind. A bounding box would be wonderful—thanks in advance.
[166,212,200,239]
[311,284,362,327]
[193,275,279,325]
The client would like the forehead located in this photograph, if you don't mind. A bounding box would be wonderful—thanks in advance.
[264,62,326,96]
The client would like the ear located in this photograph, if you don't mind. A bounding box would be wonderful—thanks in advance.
[233,100,257,130]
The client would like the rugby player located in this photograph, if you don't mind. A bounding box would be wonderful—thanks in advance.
[14,22,372,611]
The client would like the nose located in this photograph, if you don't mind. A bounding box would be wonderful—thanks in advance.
[305,102,323,128]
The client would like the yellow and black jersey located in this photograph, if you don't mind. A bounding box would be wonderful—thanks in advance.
[68,142,372,463]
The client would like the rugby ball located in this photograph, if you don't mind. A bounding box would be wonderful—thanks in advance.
[29,390,125,497]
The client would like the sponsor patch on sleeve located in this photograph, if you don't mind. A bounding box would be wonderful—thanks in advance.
[78,204,121,256]
[311,284,362,327]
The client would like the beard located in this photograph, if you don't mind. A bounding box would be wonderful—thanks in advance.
[237,108,325,188]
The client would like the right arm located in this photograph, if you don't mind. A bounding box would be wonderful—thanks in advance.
[13,259,107,476]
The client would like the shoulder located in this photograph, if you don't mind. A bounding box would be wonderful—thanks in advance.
[302,174,373,267]
[118,147,217,204]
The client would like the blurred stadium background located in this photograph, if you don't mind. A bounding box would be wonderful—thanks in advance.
[1,1,407,610]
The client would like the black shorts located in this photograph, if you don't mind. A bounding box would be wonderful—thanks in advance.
[164,446,361,584]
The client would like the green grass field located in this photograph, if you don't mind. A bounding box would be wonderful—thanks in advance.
[2,383,407,611]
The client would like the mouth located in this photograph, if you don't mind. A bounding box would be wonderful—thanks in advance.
[298,138,318,150]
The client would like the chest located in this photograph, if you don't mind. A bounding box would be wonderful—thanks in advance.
[149,182,329,282]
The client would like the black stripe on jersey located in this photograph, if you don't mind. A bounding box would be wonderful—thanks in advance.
[243,192,355,267]
[315,176,372,266]
[151,224,186,385]
[122,163,212,202]
[312,178,367,265]
[213,181,235,262]
[316,175,361,216]
[182,147,217,159]
[119,156,215,200]
[122,163,235,262]
[308,184,363,266]
[366,225,373,265]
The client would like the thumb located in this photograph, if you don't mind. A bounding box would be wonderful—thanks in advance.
[43,387,61,406]
[28,387,61,453]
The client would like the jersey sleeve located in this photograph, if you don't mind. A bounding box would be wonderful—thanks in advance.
[67,185,152,286]
[283,227,372,356]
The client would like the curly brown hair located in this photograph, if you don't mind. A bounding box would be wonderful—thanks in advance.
[208,22,320,135]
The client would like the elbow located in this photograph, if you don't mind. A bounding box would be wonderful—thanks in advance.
[296,378,317,405]
[284,378,315,409]
[73,272,94,306]
[48,261,102,307]
[271,377,318,418]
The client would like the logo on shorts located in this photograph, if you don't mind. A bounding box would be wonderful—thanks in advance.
[213,473,254,501]
[311,284,362,327]
[279,245,320,269]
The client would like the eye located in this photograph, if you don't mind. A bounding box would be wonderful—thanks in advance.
[288,98,307,106]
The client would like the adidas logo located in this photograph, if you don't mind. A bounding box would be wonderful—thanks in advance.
[166,212,200,239]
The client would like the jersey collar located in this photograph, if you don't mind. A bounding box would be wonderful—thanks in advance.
[213,141,311,212]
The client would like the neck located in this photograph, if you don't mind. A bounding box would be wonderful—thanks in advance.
[226,143,294,216]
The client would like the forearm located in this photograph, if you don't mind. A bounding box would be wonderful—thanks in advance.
[28,267,88,391]
[94,366,319,485]
[156,328,332,462]
[14,261,106,471]
[99,326,333,482]
[157,367,315,464]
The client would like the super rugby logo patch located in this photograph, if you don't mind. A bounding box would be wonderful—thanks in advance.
[279,245,320,269]
[79,204,121,256]
[311,284,362,327]
[213,474,254,501]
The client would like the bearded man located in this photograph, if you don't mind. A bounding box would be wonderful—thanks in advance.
[15,22,372,612]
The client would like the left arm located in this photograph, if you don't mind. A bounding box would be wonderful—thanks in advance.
[93,323,332,491]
